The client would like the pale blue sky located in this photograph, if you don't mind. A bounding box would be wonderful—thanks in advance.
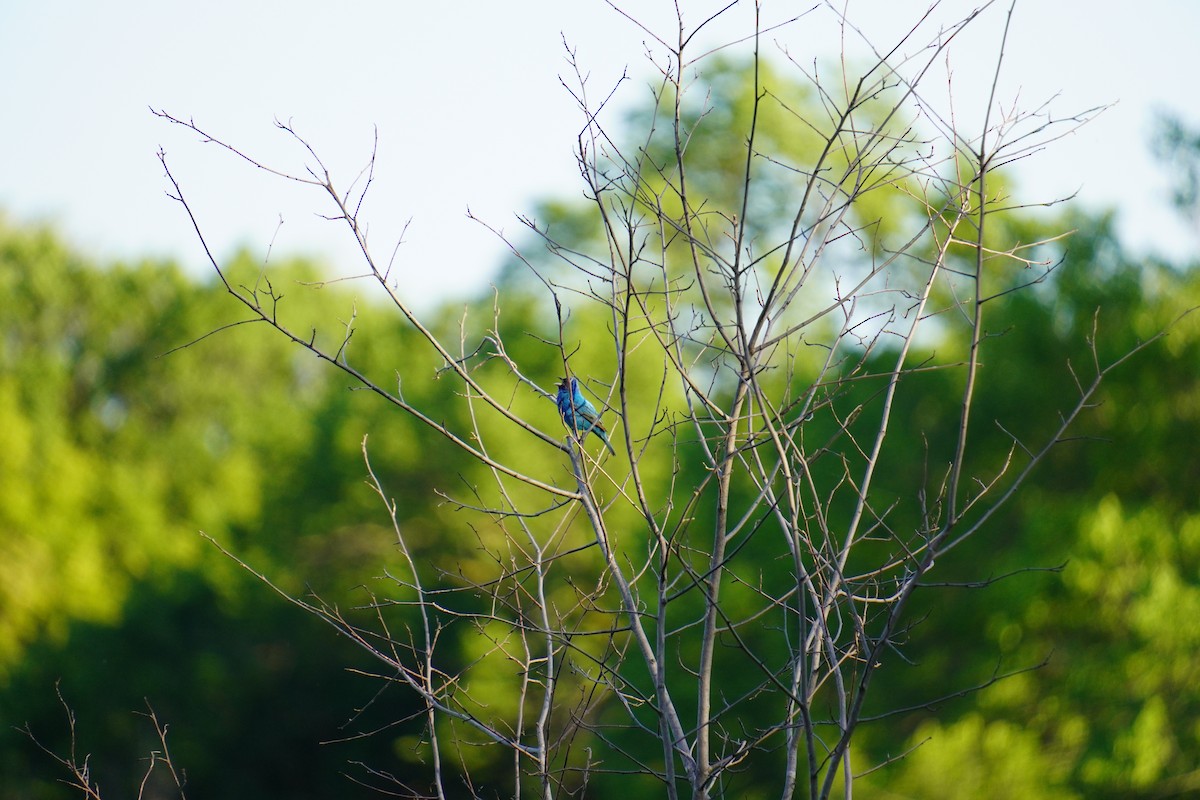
[2,1,1196,306]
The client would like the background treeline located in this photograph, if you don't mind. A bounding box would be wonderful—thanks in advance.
[3,67,1200,799]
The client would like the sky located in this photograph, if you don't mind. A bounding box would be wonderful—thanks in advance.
[2,1,1197,308]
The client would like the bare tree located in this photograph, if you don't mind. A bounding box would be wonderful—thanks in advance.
[152,3,1143,798]
[23,687,187,800]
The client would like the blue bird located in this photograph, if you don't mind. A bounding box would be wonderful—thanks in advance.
[556,376,616,455]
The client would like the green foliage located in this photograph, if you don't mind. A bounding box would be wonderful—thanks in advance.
[852,216,1200,797]
[0,220,462,799]
[865,713,1083,800]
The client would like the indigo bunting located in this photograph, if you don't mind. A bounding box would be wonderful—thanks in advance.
[556,376,616,455]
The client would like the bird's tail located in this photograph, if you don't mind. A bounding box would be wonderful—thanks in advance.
[599,431,616,456]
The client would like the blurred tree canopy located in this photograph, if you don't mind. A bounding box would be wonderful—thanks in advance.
[2,58,1199,799]
[0,220,441,799]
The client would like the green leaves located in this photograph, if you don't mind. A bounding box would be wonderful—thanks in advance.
[0,222,441,798]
